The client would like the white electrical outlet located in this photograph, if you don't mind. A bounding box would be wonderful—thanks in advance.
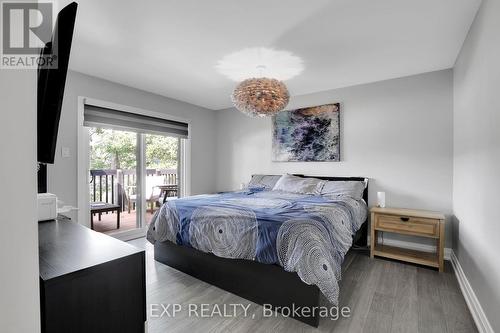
[61,146,70,158]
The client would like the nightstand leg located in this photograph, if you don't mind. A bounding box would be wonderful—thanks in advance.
[439,219,445,272]
[370,213,375,258]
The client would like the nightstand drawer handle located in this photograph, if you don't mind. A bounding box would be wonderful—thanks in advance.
[400,217,410,222]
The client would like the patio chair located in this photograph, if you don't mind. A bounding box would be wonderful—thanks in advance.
[128,175,164,213]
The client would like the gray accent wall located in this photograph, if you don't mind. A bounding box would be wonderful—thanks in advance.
[215,70,454,248]
[453,0,500,330]
[48,71,217,210]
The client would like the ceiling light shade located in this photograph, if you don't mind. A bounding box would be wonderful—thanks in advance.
[231,78,290,117]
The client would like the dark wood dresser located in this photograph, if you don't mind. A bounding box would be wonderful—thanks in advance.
[39,217,146,333]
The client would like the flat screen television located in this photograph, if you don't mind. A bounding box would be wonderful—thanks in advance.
[37,2,77,193]
[37,2,78,164]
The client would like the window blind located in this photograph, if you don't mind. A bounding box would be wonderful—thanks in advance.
[83,104,189,138]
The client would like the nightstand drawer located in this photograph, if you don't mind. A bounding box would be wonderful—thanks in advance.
[374,214,439,237]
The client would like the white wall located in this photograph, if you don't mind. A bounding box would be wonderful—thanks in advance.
[215,70,454,246]
[453,0,500,330]
[0,71,40,330]
[48,70,218,210]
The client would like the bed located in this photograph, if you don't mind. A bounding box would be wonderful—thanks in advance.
[147,175,368,327]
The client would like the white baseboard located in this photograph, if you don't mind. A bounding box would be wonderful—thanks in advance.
[450,251,494,333]
[367,236,451,260]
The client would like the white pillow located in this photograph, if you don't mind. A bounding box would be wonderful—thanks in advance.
[320,180,365,199]
[247,174,282,190]
[272,174,325,195]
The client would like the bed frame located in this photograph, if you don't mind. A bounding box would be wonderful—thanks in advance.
[153,176,368,327]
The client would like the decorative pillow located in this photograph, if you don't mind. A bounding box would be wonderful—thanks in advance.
[247,174,282,190]
[272,174,325,195]
[320,180,365,199]
[247,185,266,192]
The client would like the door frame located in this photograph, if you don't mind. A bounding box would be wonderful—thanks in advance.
[77,96,191,240]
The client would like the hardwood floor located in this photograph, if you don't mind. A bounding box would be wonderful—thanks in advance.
[128,238,477,333]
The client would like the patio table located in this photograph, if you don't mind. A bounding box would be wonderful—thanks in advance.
[90,202,121,230]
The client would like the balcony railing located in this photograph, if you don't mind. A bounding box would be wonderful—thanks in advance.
[89,168,177,211]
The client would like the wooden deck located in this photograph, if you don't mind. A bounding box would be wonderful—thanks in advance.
[92,210,155,234]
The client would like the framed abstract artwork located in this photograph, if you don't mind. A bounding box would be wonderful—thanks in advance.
[272,103,340,162]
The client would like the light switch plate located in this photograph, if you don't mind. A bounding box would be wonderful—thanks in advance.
[61,146,70,158]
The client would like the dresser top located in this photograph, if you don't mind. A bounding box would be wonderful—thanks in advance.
[39,217,144,281]
[370,207,445,220]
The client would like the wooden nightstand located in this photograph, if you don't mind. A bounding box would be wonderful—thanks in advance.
[370,207,445,272]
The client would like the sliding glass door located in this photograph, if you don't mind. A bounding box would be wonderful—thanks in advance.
[89,128,138,234]
[88,128,180,236]
[81,99,189,239]
[144,134,180,225]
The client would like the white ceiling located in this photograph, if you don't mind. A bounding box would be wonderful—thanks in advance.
[58,0,481,110]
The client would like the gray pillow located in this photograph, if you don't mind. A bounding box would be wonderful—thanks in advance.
[272,174,324,195]
[247,174,282,190]
[320,180,366,199]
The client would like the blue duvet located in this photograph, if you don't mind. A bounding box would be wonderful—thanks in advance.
[147,189,367,304]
